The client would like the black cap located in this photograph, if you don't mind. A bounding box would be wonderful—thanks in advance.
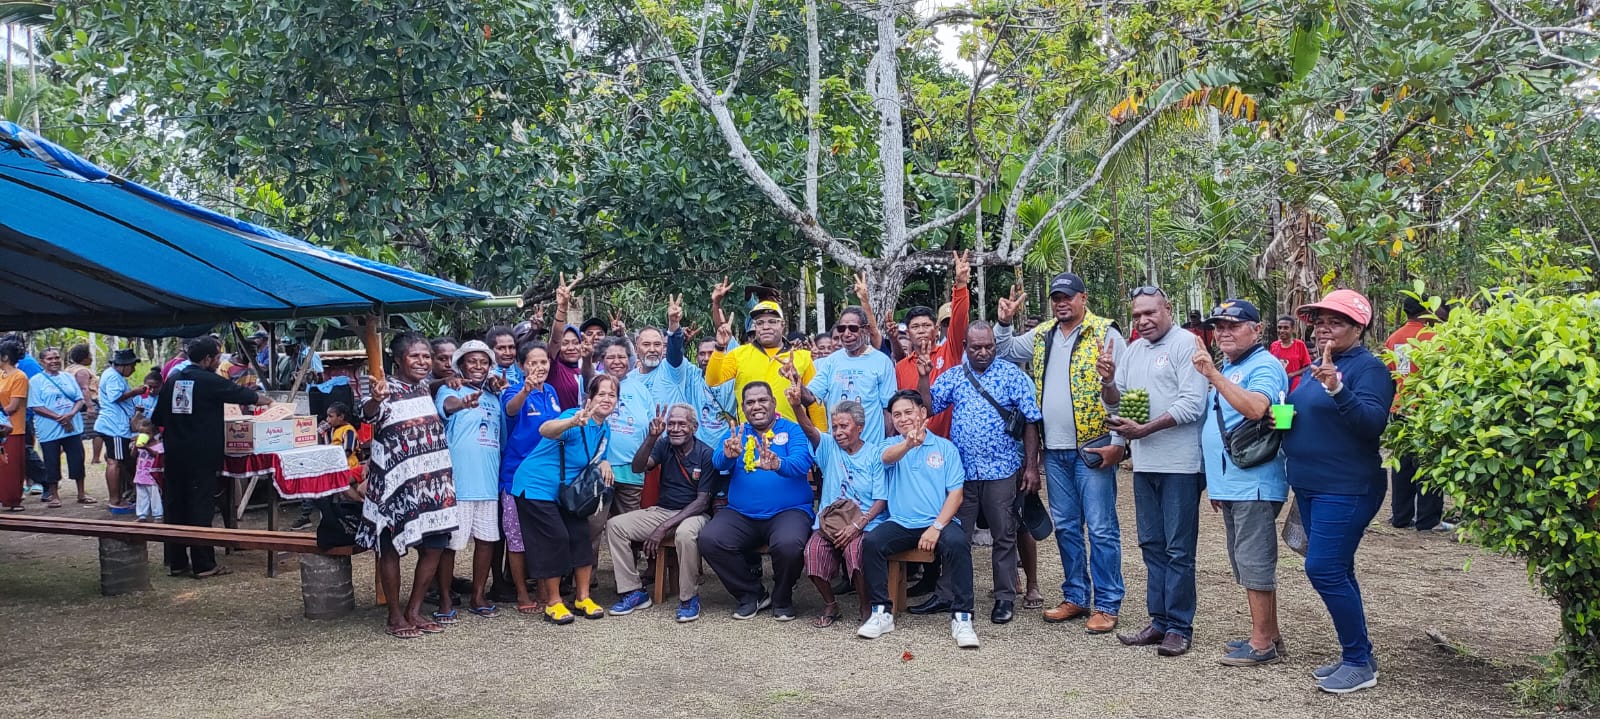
[1049,272,1086,297]
[579,318,607,334]
[110,348,139,366]
[1204,299,1262,326]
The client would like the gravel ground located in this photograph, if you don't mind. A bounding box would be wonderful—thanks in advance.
[0,470,1561,719]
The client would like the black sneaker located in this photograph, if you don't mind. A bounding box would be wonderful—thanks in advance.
[772,606,797,622]
[291,514,313,530]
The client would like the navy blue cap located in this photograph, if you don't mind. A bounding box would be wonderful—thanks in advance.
[1049,272,1086,297]
[1204,299,1262,326]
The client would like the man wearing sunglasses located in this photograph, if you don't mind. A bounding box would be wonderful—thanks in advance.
[992,272,1128,633]
[796,306,897,444]
[1100,285,1209,657]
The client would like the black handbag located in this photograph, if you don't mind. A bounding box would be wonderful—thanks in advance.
[557,425,613,517]
[962,366,1028,440]
[1211,393,1282,469]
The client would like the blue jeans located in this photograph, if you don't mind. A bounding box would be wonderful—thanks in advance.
[1298,488,1384,668]
[1043,449,1122,614]
[1132,471,1202,638]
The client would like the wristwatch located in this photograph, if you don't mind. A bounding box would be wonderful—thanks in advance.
[931,520,948,531]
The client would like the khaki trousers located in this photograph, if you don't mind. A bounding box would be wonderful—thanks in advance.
[607,506,709,602]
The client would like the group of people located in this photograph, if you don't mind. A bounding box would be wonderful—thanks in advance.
[0,256,1446,697]
[336,252,1434,697]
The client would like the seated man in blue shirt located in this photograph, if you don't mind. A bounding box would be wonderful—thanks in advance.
[701,381,817,621]
[857,390,979,648]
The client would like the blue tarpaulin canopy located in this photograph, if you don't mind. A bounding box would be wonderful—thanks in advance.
[0,120,491,337]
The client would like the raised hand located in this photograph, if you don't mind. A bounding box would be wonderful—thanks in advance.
[574,399,595,424]
[529,303,547,331]
[1312,342,1341,392]
[666,293,684,331]
[778,353,800,384]
[1190,331,1217,379]
[464,390,482,408]
[915,348,933,378]
[723,425,745,458]
[903,422,926,449]
[484,373,507,393]
[683,325,701,344]
[555,272,577,319]
[647,404,667,437]
[784,383,804,408]
[710,276,733,308]
[1095,334,1117,381]
[854,272,871,304]
[610,311,627,336]
[368,377,390,404]
[953,250,971,286]
[715,320,733,349]
[997,285,1026,324]
[756,434,781,471]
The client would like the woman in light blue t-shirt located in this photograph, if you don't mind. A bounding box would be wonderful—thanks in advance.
[27,348,89,507]
[788,394,888,628]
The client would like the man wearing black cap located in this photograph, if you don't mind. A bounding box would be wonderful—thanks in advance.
[250,330,271,369]
[94,349,145,511]
[992,272,1128,633]
[1192,299,1290,667]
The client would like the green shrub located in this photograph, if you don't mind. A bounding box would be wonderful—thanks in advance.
[1386,291,1600,709]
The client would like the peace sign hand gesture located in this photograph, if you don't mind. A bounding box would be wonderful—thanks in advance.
[715,320,733,349]
[854,272,871,304]
[666,293,684,332]
[710,276,733,308]
[723,425,746,458]
[1312,342,1342,393]
[778,353,800,384]
[646,404,667,438]
[610,311,627,337]
[953,250,971,286]
[1095,334,1117,381]
[997,285,1026,324]
[574,398,596,425]
[756,434,782,471]
[903,422,927,449]
[914,346,934,378]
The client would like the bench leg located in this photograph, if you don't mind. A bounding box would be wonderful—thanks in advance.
[889,560,906,616]
[300,554,357,619]
[98,538,151,596]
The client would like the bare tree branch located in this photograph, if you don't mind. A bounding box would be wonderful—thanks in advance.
[995,98,1084,259]
[1007,109,1159,264]
[722,0,765,98]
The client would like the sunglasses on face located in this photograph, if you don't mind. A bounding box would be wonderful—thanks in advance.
[833,324,862,334]
[1128,286,1166,299]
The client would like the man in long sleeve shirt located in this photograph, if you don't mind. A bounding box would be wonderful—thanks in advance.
[991,272,1128,632]
[698,382,817,621]
[1101,288,1209,657]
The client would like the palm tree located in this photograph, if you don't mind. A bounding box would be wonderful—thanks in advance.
[3,1,53,128]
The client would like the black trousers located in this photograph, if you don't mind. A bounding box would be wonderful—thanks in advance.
[163,455,221,573]
[863,521,974,613]
[39,435,85,487]
[1390,453,1443,529]
[697,508,810,609]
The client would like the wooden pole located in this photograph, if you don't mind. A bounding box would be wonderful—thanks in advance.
[362,315,385,394]
[285,323,327,403]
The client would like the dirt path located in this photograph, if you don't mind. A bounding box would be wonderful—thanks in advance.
[0,473,1557,719]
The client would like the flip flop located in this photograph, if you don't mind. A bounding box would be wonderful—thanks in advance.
[46,497,62,508]
[810,603,843,629]
[468,605,501,618]
[431,610,460,626]
[4,506,23,513]
[516,603,543,615]
[77,496,98,505]
[414,621,445,634]
[385,625,422,640]
[194,566,233,579]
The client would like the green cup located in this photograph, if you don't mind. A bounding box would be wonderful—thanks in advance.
[1271,404,1294,430]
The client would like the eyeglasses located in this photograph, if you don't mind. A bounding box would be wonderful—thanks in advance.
[1128,286,1166,299]
[833,324,862,334]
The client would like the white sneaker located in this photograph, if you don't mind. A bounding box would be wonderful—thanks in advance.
[857,608,895,639]
[951,612,980,648]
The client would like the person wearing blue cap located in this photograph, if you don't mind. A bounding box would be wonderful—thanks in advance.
[1193,299,1290,667]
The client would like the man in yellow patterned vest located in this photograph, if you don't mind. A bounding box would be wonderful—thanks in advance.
[993,272,1129,633]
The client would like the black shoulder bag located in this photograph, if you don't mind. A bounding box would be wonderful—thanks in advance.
[558,424,613,517]
[962,366,1028,440]
[1210,347,1283,469]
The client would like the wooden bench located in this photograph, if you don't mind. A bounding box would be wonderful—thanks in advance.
[650,537,768,606]
[887,548,935,615]
[0,515,367,619]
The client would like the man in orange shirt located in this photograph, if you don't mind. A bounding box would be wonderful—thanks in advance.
[1385,296,1453,532]
[895,251,970,438]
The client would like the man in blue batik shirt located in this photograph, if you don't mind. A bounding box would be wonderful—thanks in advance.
[920,322,1042,624]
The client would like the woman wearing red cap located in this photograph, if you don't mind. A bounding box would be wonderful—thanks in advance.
[1280,289,1395,694]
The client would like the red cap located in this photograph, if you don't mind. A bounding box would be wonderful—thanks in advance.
[1296,289,1373,327]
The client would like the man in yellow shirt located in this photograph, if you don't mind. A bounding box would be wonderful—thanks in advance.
[706,298,825,427]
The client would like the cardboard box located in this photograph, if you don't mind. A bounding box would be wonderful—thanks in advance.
[225,415,318,455]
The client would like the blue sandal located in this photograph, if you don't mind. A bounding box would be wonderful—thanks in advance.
[467,605,501,618]
[431,610,459,626]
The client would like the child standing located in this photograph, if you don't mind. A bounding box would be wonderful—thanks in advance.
[132,419,163,523]
[322,402,360,471]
